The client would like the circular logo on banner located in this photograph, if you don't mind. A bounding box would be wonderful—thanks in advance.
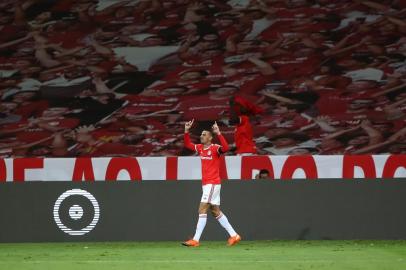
[53,189,100,236]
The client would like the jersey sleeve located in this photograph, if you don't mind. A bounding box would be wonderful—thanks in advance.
[184,132,197,152]
[217,134,229,153]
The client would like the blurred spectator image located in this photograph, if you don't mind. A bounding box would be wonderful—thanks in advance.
[0,0,405,157]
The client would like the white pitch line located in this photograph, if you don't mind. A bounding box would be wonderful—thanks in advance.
[0,260,328,263]
[0,259,404,264]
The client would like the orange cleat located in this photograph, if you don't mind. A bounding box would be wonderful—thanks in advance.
[182,239,200,247]
[227,234,241,246]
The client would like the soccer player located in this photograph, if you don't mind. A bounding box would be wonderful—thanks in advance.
[182,119,241,247]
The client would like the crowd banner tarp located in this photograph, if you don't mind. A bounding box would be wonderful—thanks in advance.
[1,1,405,158]
[0,155,405,181]
[1,181,406,242]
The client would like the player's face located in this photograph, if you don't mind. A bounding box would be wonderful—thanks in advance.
[200,131,212,144]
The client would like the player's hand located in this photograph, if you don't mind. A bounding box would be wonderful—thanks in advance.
[212,121,220,135]
[185,119,194,133]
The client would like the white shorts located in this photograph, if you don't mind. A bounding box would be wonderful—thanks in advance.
[201,184,221,205]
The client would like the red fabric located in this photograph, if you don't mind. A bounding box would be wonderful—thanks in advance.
[13,118,78,143]
[217,134,229,152]
[234,96,264,115]
[235,115,256,154]
[0,26,26,42]
[14,101,49,119]
[184,133,229,184]
[51,0,75,11]
[197,143,222,185]
[183,132,195,151]
[47,30,91,48]
[17,131,50,143]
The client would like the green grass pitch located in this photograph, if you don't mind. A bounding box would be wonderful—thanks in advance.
[1,241,406,270]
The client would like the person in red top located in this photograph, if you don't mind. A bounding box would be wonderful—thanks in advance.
[234,114,256,155]
[182,119,241,247]
[229,96,263,155]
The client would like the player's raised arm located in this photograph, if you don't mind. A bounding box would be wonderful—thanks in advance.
[184,119,196,151]
[212,121,229,153]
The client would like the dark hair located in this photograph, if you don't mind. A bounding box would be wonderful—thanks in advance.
[336,131,366,145]
[386,88,406,101]
[121,134,144,144]
[257,142,273,149]
[385,53,405,62]
[321,58,345,75]
[288,91,319,103]
[243,9,266,17]
[314,13,340,24]
[351,53,374,64]
[158,25,182,43]
[259,169,269,175]
[168,110,181,115]
[195,21,218,37]
[202,130,213,137]
[285,103,314,113]
[28,144,51,156]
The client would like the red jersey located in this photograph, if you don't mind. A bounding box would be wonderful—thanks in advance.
[235,115,256,154]
[184,133,229,185]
